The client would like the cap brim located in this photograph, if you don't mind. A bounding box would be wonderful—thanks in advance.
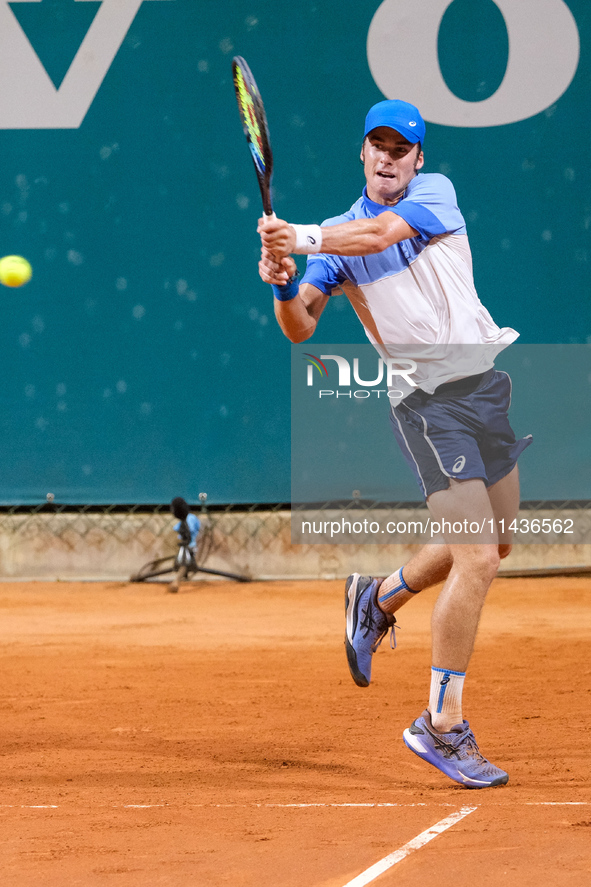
[364,123,421,144]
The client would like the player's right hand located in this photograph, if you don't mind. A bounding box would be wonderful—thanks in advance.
[257,216,296,257]
[258,246,297,285]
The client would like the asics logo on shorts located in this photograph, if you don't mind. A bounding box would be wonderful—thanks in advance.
[452,455,466,473]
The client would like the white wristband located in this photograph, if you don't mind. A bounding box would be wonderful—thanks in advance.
[289,223,323,254]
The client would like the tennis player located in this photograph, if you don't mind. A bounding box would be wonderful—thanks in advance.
[258,99,531,789]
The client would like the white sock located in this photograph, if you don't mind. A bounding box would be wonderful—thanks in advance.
[377,567,420,615]
[428,667,465,732]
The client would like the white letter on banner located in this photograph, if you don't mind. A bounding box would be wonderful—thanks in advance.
[320,355,351,386]
[0,0,171,130]
[367,0,580,127]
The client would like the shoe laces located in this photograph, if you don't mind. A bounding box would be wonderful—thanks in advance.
[371,623,398,654]
[449,726,485,762]
[387,622,398,650]
[359,604,397,652]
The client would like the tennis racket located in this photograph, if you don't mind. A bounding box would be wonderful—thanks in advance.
[232,56,274,217]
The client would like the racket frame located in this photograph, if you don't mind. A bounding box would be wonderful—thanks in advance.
[232,55,274,216]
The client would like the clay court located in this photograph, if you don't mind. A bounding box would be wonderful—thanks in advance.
[0,575,589,886]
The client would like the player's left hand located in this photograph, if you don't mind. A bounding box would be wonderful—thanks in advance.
[258,246,297,285]
[257,216,296,257]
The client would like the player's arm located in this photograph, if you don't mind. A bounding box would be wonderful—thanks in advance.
[258,211,418,258]
[259,246,328,343]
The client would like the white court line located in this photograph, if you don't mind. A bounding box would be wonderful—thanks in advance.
[340,806,477,887]
[250,801,589,808]
[526,801,589,806]
[0,802,587,809]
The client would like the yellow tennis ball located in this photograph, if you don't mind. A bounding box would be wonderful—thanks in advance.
[0,255,32,287]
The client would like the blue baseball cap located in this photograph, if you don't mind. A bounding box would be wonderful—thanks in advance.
[364,100,425,145]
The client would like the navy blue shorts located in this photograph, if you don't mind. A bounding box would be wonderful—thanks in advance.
[389,369,532,499]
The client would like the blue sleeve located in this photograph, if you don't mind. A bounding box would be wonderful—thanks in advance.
[301,252,345,295]
[391,174,466,239]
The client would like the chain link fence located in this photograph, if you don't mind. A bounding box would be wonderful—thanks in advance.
[0,500,291,581]
[0,498,589,581]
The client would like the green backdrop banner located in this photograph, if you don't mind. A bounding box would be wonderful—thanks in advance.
[0,0,588,503]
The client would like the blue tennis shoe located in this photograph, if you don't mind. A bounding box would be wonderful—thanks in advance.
[403,710,509,788]
[345,573,395,687]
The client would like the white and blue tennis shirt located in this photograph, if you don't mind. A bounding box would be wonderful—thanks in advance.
[302,174,518,394]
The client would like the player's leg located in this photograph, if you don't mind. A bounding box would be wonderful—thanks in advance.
[403,477,508,788]
[376,543,453,616]
[396,372,525,786]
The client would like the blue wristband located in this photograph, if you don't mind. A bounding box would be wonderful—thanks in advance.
[272,274,299,302]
